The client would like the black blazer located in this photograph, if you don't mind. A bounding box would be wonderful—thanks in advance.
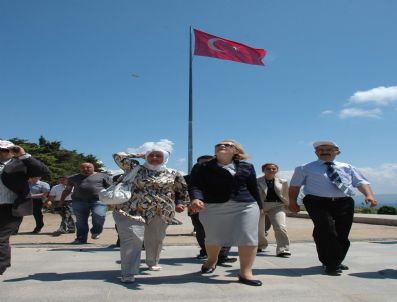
[1,156,50,204]
[189,158,261,208]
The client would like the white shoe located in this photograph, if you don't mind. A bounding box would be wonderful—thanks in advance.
[149,265,162,271]
[121,276,135,283]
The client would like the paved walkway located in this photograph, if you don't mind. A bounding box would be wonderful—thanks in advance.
[2,212,397,302]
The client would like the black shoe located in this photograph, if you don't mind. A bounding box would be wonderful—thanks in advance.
[276,251,291,257]
[324,266,342,276]
[67,230,76,234]
[71,239,87,244]
[257,248,264,253]
[217,257,237,265]
[238,275,262,286]
[52,230,66,237]
[201,264,216,274]
[339,264,349,270]
[32,227,42,234]
[196,254,208,260]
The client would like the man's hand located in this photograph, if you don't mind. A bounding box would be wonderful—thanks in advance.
[365,196,378,208]
[288,202,301,213]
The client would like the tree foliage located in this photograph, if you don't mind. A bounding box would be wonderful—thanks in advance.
[8,136,107,186]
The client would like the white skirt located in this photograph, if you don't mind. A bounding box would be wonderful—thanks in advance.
[199,200,260,246]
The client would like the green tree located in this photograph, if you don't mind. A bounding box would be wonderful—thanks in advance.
[8,136,108,186]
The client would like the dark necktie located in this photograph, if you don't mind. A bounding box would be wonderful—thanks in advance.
[324,162,354,196]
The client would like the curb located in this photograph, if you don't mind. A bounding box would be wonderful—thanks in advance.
[287,212,397,226]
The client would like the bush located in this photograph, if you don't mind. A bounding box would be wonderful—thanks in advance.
[355,207,377,214]
[377,206,397,215]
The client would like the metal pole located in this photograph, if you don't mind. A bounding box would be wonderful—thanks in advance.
[188,26,193,172]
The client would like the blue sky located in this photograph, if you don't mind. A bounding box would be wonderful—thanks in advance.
[1,0,396,194]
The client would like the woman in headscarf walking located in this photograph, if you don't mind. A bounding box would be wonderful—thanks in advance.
[112,139,190,283]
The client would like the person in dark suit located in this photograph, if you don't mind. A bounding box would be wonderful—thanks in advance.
[189,139,262,286]
[186,155,237,264]
[0,140,49,275]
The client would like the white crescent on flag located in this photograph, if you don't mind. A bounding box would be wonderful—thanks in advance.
[208,38,225,52]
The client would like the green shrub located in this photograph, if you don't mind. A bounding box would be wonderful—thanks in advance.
[377,206,397,215]
[355,207,376,214]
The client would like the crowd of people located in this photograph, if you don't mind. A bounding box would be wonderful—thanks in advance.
[0,138,377,285]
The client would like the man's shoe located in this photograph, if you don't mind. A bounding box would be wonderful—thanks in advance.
[339,264,349,270]
[67,230,76,234]
[324,266,342,276]
[217,257,237,265]
[201,264,216,274]
[71,239,87,244]
[257,248,264,253]
[276,251,291,257]
[238,275,262,286]
[121,276,135,283]
[148,265,162,271]
[52,230,65,237]
[91,233,100,240]
[196,253,208,260]
[32,227,42,234]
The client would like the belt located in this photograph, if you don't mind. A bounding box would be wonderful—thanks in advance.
[305,194,351,201]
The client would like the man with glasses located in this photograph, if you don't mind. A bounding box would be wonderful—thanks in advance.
[0,140,49,275]
[288,140,377,275]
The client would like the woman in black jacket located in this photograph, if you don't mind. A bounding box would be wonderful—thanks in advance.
[189,139,262,286]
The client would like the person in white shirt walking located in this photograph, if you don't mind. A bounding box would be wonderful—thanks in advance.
[288,140,377,276]
[47,176,75,236]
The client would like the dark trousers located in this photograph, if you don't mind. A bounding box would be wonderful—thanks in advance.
[0,204,23,274]
[303,195,354,268]
[189,213,230,258]
[32,199,44,230]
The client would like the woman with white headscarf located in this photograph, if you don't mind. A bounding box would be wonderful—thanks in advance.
[112,140,190,283]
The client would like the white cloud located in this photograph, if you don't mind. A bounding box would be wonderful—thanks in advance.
[356,163,397,194]
[338,107,382,119]
[320,110,333,116]
[349,85,397,106]
[279,163,397,194]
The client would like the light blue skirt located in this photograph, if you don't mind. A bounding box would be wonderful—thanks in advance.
[199,200,260,246]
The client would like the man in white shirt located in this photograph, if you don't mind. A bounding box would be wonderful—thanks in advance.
[47,176,75,236]
[289,140,377,275]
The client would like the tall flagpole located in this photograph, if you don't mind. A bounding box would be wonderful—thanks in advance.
[188,26,193,173]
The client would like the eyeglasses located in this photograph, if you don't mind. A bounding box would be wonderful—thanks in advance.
[215,143,234,148]
[264,168,277,171]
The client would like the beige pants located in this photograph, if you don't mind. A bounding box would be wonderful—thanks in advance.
[113,212,168,278]
[258,202,290,254]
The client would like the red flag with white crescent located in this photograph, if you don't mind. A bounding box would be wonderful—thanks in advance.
[193,29,266,66]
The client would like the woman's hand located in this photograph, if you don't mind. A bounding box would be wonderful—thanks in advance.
[189,199,204,214]
[175,204,186,213]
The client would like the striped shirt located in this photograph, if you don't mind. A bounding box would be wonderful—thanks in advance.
[290,160,370,198]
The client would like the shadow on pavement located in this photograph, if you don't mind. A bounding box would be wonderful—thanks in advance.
[3,270,232,289]
[350,269,397,279]
[369,240,397,245]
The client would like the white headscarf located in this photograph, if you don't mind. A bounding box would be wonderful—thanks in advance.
[127,139,174,172]
[143,149,170,171]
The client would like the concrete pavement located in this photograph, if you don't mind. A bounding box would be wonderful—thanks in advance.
[1,212,397,301]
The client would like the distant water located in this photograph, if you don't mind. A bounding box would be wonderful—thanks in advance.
[353,194,397,208]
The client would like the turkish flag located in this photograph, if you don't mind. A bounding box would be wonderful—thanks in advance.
[193,29,266,66]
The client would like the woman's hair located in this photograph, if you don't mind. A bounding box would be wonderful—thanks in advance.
[261,163,279,172]
[218,139,250,160]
